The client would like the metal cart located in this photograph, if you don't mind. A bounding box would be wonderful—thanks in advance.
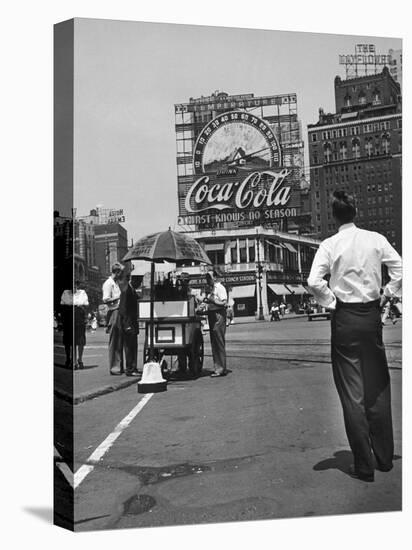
[138,297,204,378]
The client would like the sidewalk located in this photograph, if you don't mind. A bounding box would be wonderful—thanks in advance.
[54,330,142,405]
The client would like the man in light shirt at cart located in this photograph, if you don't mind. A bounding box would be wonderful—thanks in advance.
[102,262,125,375]
[204,270,228,377]
[307,190,401,483]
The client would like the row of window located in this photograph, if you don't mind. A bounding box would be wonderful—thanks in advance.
[311,119,401,142]
[366,195,393,205]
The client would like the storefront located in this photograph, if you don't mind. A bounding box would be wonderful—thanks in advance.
[175,226,320,316]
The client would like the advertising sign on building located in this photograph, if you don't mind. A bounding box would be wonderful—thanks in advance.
[175,99,303,230]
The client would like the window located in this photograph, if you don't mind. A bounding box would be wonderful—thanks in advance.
[352,138,361,159]
[324,143,332,163]
[228,242,238,264]
[365,138,373,157]
[311,133,318,142]
[248,241,255,263]
[344,94,351,107]
[358,91,366,105]
[372,89,381,105]
[339,142,347,160]
[239,240,247,263]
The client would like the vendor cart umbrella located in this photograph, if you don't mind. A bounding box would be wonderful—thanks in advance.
[122,229,212,362]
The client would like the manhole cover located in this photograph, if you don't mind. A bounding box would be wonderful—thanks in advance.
[123,494,156,516]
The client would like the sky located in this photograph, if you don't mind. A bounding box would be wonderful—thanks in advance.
[72,18,401,244]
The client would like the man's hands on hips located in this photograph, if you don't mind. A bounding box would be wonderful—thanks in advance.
[380,294,390,309]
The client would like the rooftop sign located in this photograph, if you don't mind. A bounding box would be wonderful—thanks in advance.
[339,44,392,78]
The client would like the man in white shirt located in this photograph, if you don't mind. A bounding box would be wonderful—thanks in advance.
[205,270,228,377]
[307,190,401,482]
[102,262,125,375]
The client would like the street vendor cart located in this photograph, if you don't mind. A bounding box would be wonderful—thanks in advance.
[138,283,204,378]
[123,228,212,383]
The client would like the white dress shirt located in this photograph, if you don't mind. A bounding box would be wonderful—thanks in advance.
[307,223,402,309]
[102,276,121,310]
[210,281,227,302]
[60,289,89,307]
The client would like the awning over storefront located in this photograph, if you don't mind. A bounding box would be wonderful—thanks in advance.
[230,285,256,299]
[285,283,308,295]
[204,243,225,251]
[268,283,290,295]
[282,242,298,253]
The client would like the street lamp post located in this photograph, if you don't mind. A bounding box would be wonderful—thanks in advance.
[256,228,265,321]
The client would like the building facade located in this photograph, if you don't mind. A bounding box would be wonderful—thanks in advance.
[94,223,129,279]
[54,212,102,310]
[308,67,402,253]
[173,90,318,316]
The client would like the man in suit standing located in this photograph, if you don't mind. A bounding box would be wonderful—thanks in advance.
[118,273,139,377]
[307,190,402,482]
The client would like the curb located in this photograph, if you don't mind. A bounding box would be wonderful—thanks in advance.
[55,377,139,405]
[229,315,307,325]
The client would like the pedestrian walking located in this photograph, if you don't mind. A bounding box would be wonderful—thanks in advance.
[279,301,286,317]
[204,270,228,377]
[102,262,125,375]
[270,302,280,321]
[118,273,139,377]
[226,295,235,327]
[90,312,98,333]
[307,190,402,482]
[60,280,89,369]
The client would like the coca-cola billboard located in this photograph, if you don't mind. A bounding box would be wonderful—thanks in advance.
[176,109,302,228]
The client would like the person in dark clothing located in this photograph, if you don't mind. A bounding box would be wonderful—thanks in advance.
[118,273,139,376]
[308,190,402,482]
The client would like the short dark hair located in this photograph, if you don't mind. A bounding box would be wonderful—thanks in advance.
[111,262,125,275]
[332,190,356,224]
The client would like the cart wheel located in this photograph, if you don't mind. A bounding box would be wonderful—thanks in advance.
[188,329,204,378]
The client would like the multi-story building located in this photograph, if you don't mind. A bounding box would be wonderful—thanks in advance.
[388,48,402,91]
[94,223,129,279]
[307,66,402,253]
[173,90,318,316]
[54,212,102,309]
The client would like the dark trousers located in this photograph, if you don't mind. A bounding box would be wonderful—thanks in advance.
[108,309,124,372]
[331,300,394,475]
[123,329,138,373]
[208,310,227,374]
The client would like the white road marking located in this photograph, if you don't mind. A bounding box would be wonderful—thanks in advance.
[73,393,154,489]
[54,447,74,488]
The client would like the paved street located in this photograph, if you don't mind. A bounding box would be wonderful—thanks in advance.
[54,316,402,531]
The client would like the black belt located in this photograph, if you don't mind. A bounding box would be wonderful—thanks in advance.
[336,299,380,309]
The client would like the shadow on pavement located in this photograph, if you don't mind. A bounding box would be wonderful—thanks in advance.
[313,450,353,475]
[313,450,402,477]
